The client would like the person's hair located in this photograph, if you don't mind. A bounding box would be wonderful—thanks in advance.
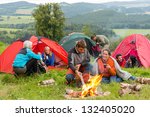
[23,40,32,48]
[76,40,86,48]
[116,54,122,59]
[102,49,111,56]
[44,46,50,51]
[91,34,96,40]
[130,55,137,67]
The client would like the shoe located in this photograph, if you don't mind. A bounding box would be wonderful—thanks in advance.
[129,76,136,80]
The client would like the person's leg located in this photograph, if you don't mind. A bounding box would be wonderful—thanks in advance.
[13,67,27,77]
[110,76,123,83]
[49,54,55,66]
[110,76,117,83]
[25,58,38,75]
[66,74,75,84]
[66,68,75,84]
[116,77,123,82]
[129,76,136,80]
[82,64,90,83]
[102,77,110,83]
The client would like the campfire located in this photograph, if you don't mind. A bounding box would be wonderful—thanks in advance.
[65,74,108,99]
[81,74,103,98]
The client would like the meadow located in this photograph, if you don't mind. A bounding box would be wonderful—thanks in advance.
[0,67,150,100]
[0,16,34,24]
[113,29,150,38]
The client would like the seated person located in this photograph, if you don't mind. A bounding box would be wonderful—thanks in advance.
[66,40,91,87]
[93,49,136,83]
[125,55,139,68]
[13,40,45,76]
[116,54,126,67]
[42,46,55,67]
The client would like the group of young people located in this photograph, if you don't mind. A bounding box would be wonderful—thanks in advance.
[66,35,136,87]
[116,54,140,68]
[13,36,137,88]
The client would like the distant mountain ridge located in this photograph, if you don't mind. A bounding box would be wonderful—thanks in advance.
[0,1,150,16]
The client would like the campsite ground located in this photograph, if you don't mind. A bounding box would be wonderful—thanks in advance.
[0,68,150,100]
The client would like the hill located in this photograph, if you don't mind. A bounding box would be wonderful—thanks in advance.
[0,1,150,17]
[67,10,150,29]
[0,1,37,15]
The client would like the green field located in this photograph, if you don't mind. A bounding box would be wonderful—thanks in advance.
[0,16,34,24]
[0,28,21,31]
[0,42,8,54]
[113,29,150,38]
[0,68,150,100]
[0,43,150,100]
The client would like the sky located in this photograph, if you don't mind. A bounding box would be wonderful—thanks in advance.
[0,0,135,4]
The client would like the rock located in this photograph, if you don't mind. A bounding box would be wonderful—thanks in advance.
[103,91,111,96]
[38,78,55,86]
[66,89,74,95]
[64,94,71,99]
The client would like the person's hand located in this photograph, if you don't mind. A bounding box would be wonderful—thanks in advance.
[106,64,111,69]
[38,52,41,55]
[75,70,82,80]
[40,61,45,66]
[75,64,81,70]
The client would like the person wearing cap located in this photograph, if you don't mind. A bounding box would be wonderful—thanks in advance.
[66,40,91,87]
[13,40,44,76]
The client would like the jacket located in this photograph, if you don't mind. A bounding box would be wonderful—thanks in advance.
[68,47,90,72]
[13,48,41,68]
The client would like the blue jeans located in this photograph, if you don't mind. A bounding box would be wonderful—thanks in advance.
[66,74,75,84]
[102,76,123,83]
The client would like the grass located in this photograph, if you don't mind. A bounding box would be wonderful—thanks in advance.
[0,68,150,100]
[113,29,150,38]
[0,42,8,54]
[0,16,34,24]
[0,28,21,32]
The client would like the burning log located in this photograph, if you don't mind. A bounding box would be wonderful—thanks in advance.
[64,74,107,99]
[81,74,103,98]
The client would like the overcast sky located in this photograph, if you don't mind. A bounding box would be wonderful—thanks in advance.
[0,0,135,4]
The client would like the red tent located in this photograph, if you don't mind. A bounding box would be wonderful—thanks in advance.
[112,34,150,68]
[0,36,68,74]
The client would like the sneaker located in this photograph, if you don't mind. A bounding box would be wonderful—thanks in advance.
[129,76,136,80]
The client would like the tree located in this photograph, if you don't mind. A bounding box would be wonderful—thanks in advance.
[82,25,92,36]
[32,3,65,41]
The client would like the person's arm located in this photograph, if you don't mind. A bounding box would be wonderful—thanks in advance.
[106,64,116,76]
[49,53,55,66]
[81,50,90,66]
[68,52,76,72]
[26,48,41,60]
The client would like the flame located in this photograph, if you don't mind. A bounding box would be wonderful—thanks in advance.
[81,74,103,98]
